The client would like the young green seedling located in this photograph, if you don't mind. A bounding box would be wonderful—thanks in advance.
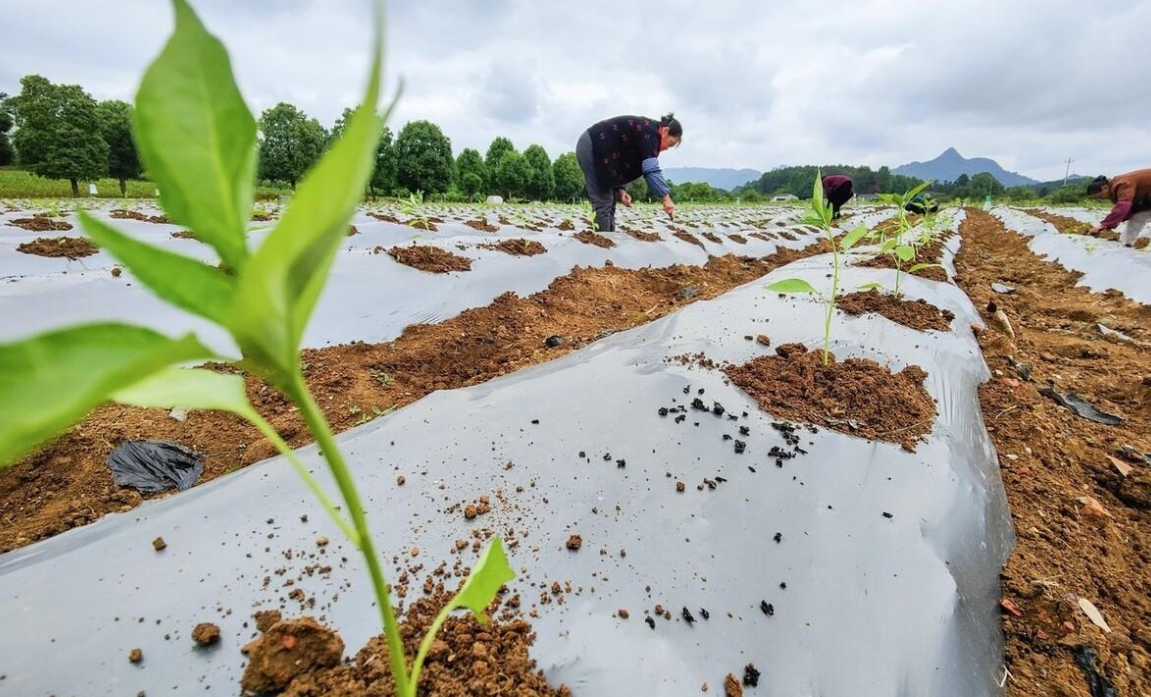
[870,180,942,296]
[0,3,513,696]
[765,172,870,365]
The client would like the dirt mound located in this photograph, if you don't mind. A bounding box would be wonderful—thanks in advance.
[8,216,72,232]
[110,209,169,224]
[856,239,949,282]
[170,230,196,239]
[956,209,1151,697]
[727,234,748,245]
[621,227,662,242]
[388,245,472,273]
[725,343,936,451]
[573,231,615,248]
[464,219,499,233]
[265,594,569,697]
[241,616,345,693]
[702,232,723,244]
[17,236,99,259]
[481,239,547,256]
[837,290,955,332]
[672,230,705,249]
[368,212,403,224]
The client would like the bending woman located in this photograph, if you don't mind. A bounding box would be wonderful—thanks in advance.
[575,113,681,232]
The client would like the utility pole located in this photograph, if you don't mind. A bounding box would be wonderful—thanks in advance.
[1062,158,1074,186]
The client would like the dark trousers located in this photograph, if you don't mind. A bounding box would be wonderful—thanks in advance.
[576,130,616,232]
[828,182,853,219]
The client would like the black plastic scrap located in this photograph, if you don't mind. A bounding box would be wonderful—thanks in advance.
[1073,645,1117,697]
[106,441,204,493]
[1038,384,1123,426]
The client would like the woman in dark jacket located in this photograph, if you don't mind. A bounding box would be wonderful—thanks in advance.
[575,113,681,232]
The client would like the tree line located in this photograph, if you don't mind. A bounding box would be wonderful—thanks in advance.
[0,75,587,201]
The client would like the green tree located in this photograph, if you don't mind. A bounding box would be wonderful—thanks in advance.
[967,172,1005,198]
[484,136,515,191]
[455,148,486,197]
[0,92,14,167]
[626,177,650,202]
[96,100,142,196]
[394,120,453,194]
[552,152,584,202]
[1004,185,1035,203]
[522,144,554,201]
[1048,184,1086,204]
[10,75,109,197]
[257,102,327,189]
[493,149,530,199]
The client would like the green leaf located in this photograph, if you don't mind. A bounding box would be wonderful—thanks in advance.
[905,180,932,201]
[838,224,869,251]
[134,0,256,271]
[112,366,252,414]
[114,368,362,545]
[0,324,213,466]
[447,537,515,623]
[79,212,236,326]
[857,281,886,291]
[766,278,819,294]
[230,4,396,372]
[895,245,915,262]
[880,239,898,253]
[907,263,943,274]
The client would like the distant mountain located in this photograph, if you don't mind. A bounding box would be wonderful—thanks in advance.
[893,148,1038,187]
[663,167,762,191]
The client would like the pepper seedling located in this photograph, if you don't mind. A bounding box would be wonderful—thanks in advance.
[0,3,512,696]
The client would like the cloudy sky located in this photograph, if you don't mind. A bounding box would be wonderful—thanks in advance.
[2,0,1147,182]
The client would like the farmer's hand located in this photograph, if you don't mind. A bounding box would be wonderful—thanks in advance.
[662,195,675,220]
[619,189,633,207]
[1088,224,1105,236]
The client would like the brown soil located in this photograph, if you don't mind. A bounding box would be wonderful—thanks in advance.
[0,242,831,552]
[387,246,472,273]
[702,232,723,244]
[369,212,403,224]
[955,209,1151,697]
[573,230,615,248]
[17,236,99,259]
[672,230,705,249]
[556,220,575,231]
[856,239,949,283]
[8,216,73,232]
[725,343,936,451]
[837,290,955,332]
[192,622,221,647]
[480,239,547,257]
[621,227,662,242]
[251,212,275,222]
[170,230,196,240]
[110,209,168,224]
[241,616,345,693]
[748,232,774,242]
[1023,208,1125,242]
[777,232,798,241]
[259,593,569,697]
[464,219,499,233]
[728,234,748,245]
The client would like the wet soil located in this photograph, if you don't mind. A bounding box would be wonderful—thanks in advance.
[0,242,832,552]
[856,239,949,282]
[724,343,937,451]
[387,246,472,273]
[837,290,955,332]
[7,215,73,232]
[573,231,615,248]
[480,239,547,257]
[16,236,99,259]
[955,209,1151,697]
[258,593,569,696]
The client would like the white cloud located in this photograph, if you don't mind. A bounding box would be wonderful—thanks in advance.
[1,0,1147,182]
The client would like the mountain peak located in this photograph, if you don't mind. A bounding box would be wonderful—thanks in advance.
[894,149,1036,187]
